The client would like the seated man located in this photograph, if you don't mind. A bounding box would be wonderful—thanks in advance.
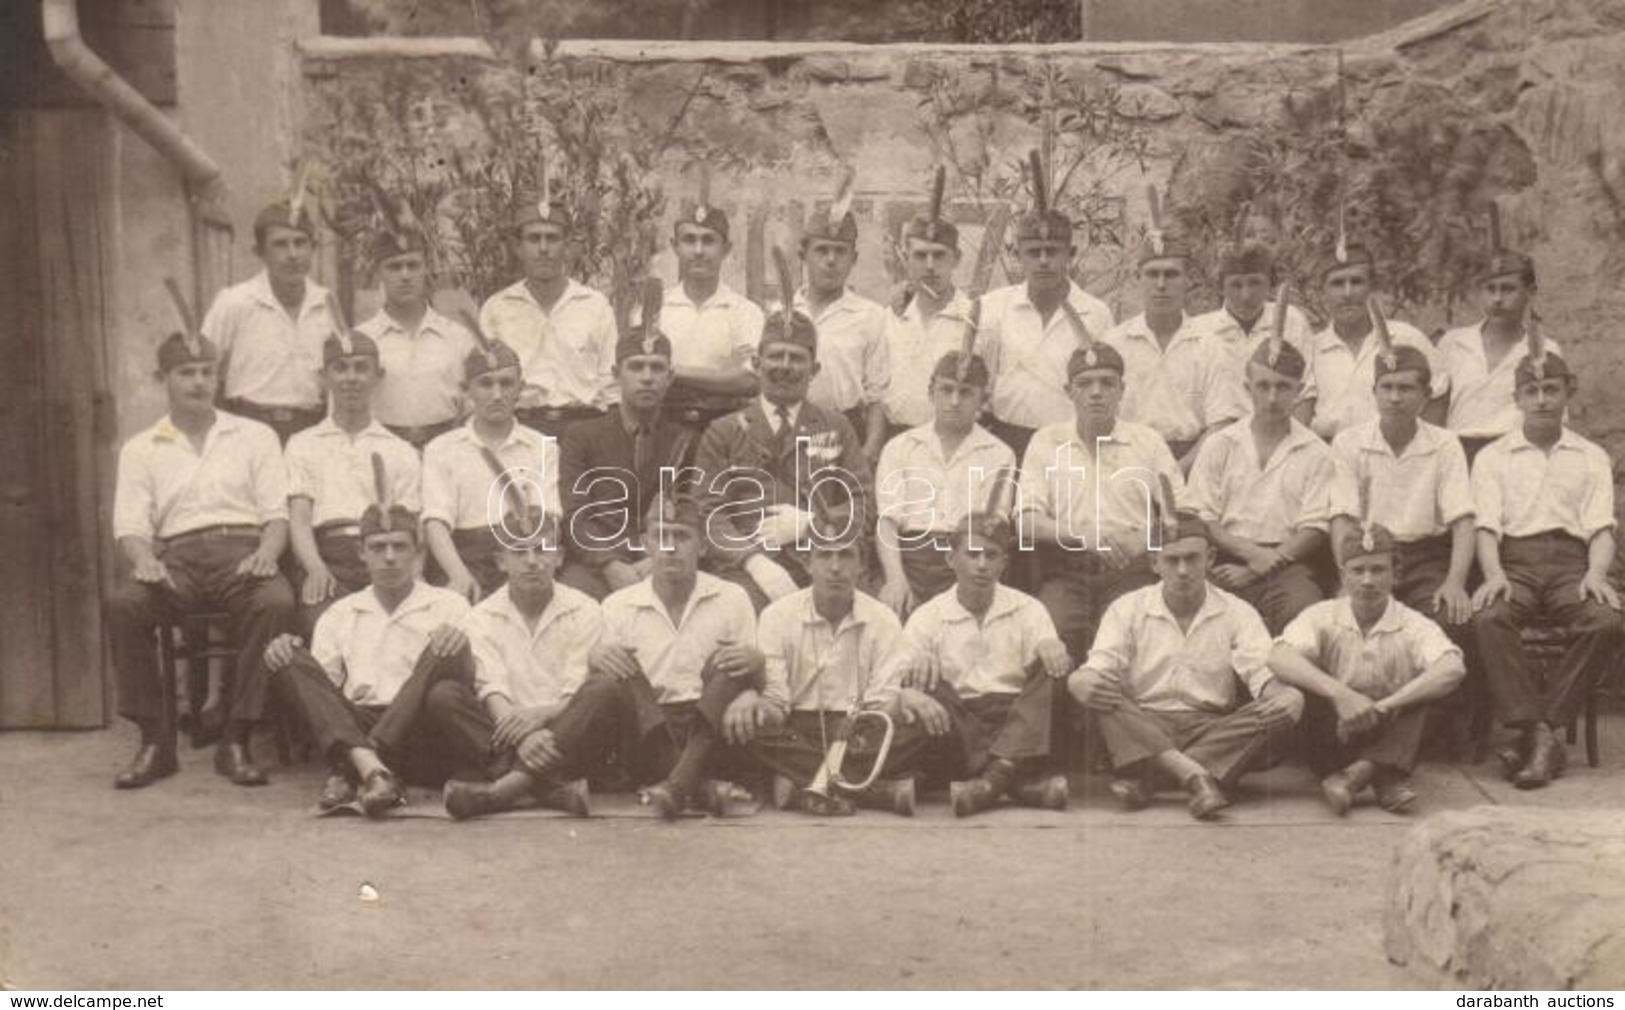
[1188,339,1332,634]
[1020,342,1182,665]
[1068,511,1303,820]
[1270,524,1466,815]
[739,505,928,816]
[422,333,560,600]
[558,294,700,601]
[874,348,1013,614]
[108,328,295,789]
[1329,345,1474,630]
[1469,346,1622,789]
[695,295,873,612]
[263,501,485,817]
[592,494,767,820]
[892,509,1074,817]
[285,327,421,624]
[443,510,621,820]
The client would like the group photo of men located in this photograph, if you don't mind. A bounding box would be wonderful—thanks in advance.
[106,140,1621,828]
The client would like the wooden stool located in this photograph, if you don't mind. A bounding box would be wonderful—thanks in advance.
[157,610,295,764]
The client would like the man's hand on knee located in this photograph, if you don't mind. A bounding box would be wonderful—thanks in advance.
[1255,681,1304,724]
[1036,638,1072,679]
[133,557,175,589]
[589,644,642,681]
[895,688,950,736]
[263,633,304,672]
[1472,574,1510,612]
[426,623,469,658]
[1579,572,1622,611]
[714,643,765,681]
[722,690,772,745]
[516,729,561,776]
[1067,666,1123,712]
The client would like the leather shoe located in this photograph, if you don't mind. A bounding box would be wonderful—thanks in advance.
[1375,777,1419,814]
[797,790,856,817]
[1011,772,1069,811]
[1514,735,1565,790]
[640,780,687,821]
[444,780,507,821]
[950,776,1001,818]
[1109,777,1150,812]
[214,742,268,787]
[1185,773,1230,820]
[114,743,178,790]
[857,777,916,818]
[358,768,404,818]
[318,771,358,811]
[541,778,591,817]
[1320,772,1355,816]
[770,775,798,811]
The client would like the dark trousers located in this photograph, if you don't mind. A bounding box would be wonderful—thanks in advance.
[899,536,956,608]
[1301,695,1428,776]
[384,418,459,451]
[497,672,624,781]
[274,645,491,786]
[221,398,323,445]
[1038,548,1157,664]
[1471,534,1623,728]
[985,417,1036,461]
[449,527,505,597]
[1231,559,1322,635]
[295,530,370,634]
[611,654,759,787]
[1095,697,1295,788]
[109,531,295,727]
[924,674,1057,781]
[744,709,932,787]
[1391,535,1453,616]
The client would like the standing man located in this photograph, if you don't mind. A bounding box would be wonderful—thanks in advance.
[262,500,485,817]
[882,168,977,439]
[892,507,1074,817]
[796,172,890,463]
[694,267,874,612]
[203,191,333,443]
[1271,524,1466,815]
[1439,225,1559,462]
[558,285,701,600]
[1100,210,1234,470]
[479,187,619,439]
[1469,342,1622,790]
[109,329,295,789]
[285,327,421,623]
[592,494,767,820]
[1328,345,1474,629]
[442,510,621,820]
[356,222,476,450]
[1069,512,1303,820]
[1019,343,1182,667]
[660,172,763,429]
[1188,340,1332,634]
[977,152,1114,459]
[874,348,1013,615]
[1188,243,1314,425]
[1305,242,1446,439]
[422,335,560,601]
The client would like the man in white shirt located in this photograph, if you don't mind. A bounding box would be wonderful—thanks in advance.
[1187,243,1313,425]
[1069,512,1303,820]
[203,197,333,442]
[591,494,767,820]
[480,190,619,438]
[882,202,975,438]
[443,510,618,820]
[108,330,295,789]
[1469,348,1622,789]
[661,197,762,428]
[356,225,475,448]
[263,502,482,817]
[1271,524,1466,815]
[891,511,1074,817]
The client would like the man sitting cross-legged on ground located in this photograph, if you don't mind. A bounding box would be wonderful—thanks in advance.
[736,502,931,817]
[891,494,1074,818]
[442,509,623,820]
[1269,524,1466,816]
[1068,510,1303,820]
[591,493,768,820]
[263,501,486,817]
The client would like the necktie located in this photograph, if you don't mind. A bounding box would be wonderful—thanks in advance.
[776,405,793,452]
[632,424,650,479]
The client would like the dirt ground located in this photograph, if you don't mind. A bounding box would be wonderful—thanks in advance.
[3,714,1622,990]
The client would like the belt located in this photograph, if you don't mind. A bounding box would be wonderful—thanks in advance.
[224,398,323,424]
[385,419,457,443]
[162,524,261,545]
[1505,531,1585,546]
[519,405,605,423]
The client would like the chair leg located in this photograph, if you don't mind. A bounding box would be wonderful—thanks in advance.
[157,624,180,751]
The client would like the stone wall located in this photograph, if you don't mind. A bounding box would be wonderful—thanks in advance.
[294,0,1625,457]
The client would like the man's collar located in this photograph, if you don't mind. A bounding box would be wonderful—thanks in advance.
[497,277,590,310]
[758,397,803,428]
[491,582,583,630]
[358,580,434,617]
[667,282,740,311]
[1148,581,1227,626]
[1505,426,1581,454]
[627,571,723,612]
[943,584,1022,623]
[248,270,326,316]
[1333,595,1404,636]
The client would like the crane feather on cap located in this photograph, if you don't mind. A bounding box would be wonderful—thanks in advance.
[771,244,797,343]
[371,452,393,532]
[162,276,202,358]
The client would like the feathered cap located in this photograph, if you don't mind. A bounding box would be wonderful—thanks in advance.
[1366,295,1432,386]
[1152,471,1209,547]
[1216,200,1274,281]
[359,451,419,539]
[1513,310,1570,385]
[951,465,1021,554]
[321,292,380,365]
[617,276,674,363]
[1322,199,1374,277]
[761,245,818,354]
[644,488,701,533]
[1247,282,1307,380]
[156,277,220,373]
[510,161,572,232]
[802,165,858,245]
[931,298,987,387]
[254,162,318,240]
[362,173,428,264]
[901,166,959,249]
[1480,202,1537,287]
[1059,296,1117,376]
[457,308,522,381]
[1137,184,1190,265]
[1014,149,1073,244]
[679,159,729,241]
